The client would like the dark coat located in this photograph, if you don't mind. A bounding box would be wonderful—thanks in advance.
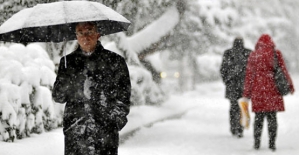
[220,38,251,100]
[243,34,294,112]
[52,42,131,155]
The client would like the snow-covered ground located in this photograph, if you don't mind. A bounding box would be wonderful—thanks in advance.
[1,74,298,155]
[120,76,299,155]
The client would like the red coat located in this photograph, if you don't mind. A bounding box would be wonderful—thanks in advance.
[243,34,295,112]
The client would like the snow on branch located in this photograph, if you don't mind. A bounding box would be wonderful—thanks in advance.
[125,5,180,54]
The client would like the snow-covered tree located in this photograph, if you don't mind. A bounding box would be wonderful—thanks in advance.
[166,0,299,87]
[103,0,183,102]
[0,44,63,142]
[232,0,299,71]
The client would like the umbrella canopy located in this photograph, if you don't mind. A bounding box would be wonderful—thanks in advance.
[0,1,130,43]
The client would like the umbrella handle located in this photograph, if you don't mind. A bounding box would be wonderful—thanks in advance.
[62,39,67,68]
[64,50,67,68]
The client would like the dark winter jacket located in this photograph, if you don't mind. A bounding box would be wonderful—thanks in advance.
[220,38,252,100]
[52,42,131,154]
[243,34,294,112]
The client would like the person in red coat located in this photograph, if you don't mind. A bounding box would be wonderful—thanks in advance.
[241,34,295,151]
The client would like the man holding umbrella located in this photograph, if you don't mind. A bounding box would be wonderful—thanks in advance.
[52,22,131,155]
[0,1,132,154]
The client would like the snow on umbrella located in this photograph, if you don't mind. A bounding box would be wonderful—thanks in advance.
[0,1,130,43]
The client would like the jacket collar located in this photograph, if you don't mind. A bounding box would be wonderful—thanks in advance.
[74,41,104,56]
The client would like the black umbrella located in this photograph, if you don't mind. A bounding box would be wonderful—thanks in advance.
[0,1,130,43]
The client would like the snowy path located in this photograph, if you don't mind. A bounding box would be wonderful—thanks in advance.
[119,78,299,155]
[1,76,299,155]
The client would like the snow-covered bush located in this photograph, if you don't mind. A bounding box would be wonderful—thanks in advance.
[0,43,63,142]
[129,65,165,106]
[0,83,18,142]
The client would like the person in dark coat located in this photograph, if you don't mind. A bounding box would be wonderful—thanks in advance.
[242,34,294,151]
[52,22,131,155]
[220,37,251,138]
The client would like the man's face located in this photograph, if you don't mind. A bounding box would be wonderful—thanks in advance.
[76,23,100,52]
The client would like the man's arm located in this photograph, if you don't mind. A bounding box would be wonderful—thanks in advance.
[111,57,131,131]
[220,50,234,84]
[52,58,69,103]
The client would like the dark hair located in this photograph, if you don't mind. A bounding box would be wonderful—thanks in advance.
[76,22,98,32]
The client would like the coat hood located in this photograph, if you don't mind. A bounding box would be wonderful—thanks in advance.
[255,34,275,50]
[233,38,244,49]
